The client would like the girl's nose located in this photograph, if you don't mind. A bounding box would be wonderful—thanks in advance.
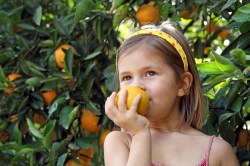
[131,78,146,90]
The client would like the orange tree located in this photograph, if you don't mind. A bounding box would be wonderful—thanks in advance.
[0,0,250,165]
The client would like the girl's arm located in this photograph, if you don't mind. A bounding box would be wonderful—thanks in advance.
[104,129,151,166]
[104,91,152,166]
[212,138,240,166]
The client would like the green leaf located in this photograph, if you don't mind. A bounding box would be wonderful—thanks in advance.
[160,3,170,20]
[220,0,235,12]
[230,48,246,65]
[0,66,6,82]
[60,105,74,129]
[57,153,68,166]
[12,123,22,145]
[87,101,102,115]
[82,78,94,100]
[33,6,42,26]
[219,121,235,145]
[43,120,56,150]
[25,77,43,87]
[230,95,242,113]
[76,136,98,148]
[74,0,95,24]
[64,48,74,75]
[26,118,43,139]
[84,51,102,60]
[17,96,29,112]
[219,113,235,124]
[48,97,67,118]
[18,144,45,154]
[112,3,129,27]
[231,3,250,22]
[243,98,250,113]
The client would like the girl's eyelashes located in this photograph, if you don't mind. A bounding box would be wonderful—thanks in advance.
[146,71,156,77]
[121,75,132,81]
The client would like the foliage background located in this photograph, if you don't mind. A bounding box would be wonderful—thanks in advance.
[0,0,250,165]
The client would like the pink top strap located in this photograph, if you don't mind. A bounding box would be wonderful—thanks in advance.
[152,135,215,166]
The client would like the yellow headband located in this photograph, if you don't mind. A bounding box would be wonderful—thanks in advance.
[116,29,189,72]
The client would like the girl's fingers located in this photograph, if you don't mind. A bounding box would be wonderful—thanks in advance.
[118,89,128,111]
[105,92,117,119]
[130,94,141,113]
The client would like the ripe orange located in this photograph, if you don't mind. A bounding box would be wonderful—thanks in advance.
[205,21,217,34]
[180,5,196,19]
[33,113,46,126]
[100,129,111,146]
[115,86,149,116]
[80,108,102,132]
[204,46,211,54]
[54,44,76,69]
[136,1,161,26]
[21,121,29,135]
[4,73,22,94]
[0,131,9,142]
[65,158,88,166]
[218,29,230,38]
[41,89,57,106]
[236,129,249,148]
[76,148,94,163]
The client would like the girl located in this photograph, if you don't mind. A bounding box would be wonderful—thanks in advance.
[104,21,239,166]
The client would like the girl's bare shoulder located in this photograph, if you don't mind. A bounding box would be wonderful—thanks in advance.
[105,130,132,146]
[210,136,240,165]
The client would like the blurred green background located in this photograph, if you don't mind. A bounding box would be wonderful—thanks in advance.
[0,0,249,165]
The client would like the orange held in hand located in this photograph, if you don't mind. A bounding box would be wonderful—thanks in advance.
[115,86,149,116]
[136,1,160,26]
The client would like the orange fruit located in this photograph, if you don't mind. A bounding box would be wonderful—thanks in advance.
[65,158,88,166]
[76,148,94,163]
[204,46,210,54]
[33,113,46,126]
[236,129,249,148]
[218,29,230,38]
[180,5,196,19]
[205,21,217,34]
[4,73,22,94]
[0,131,9,142]
[136,1,161,26]
[100,129,111,146]
[41,89,57,106]
[21,121,29,135]
[115,86,149,116]
[55,44,76,69]
[80,108,102,132]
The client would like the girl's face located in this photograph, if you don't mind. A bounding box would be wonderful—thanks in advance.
[118,48,184,122]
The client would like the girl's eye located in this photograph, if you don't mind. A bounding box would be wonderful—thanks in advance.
[146,71,156,77]
[121,76,131,81]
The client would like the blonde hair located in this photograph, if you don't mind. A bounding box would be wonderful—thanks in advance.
[117,21,204,129]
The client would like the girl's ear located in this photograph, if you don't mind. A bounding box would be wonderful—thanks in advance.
[177,72,193,97]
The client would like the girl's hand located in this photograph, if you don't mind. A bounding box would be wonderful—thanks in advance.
[105,90,149,136]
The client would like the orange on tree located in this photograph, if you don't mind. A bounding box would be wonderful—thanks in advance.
[136,1,161,26]
[180,4,196,19]
[33,113,46,127]
[115,86,149,116]
[204,46,211,54]
[21,121,29,135]
[80,108,102,132]
[4,73,22,94]
[54,44,76,69]
[65,158,89,166]
[236,129,249,149]
[41,89,57,106]
[0,131,10,142]
[205,21,218,34]
[218,29,230,39]
[100,129,111,146]
[76,148,94,164]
